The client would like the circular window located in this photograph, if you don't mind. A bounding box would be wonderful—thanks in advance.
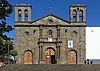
[48,18,53,24]
[25,31,29,35]
[72,31,77,37]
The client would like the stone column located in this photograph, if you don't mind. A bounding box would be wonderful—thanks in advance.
[41,46,43,59]
[70,8,73,22]
[15,7,18,21]
[83,8,86,22]
[77,10,79,22]
[56,45,60,59]
[22,9,25,21]
[39,46,43,59]
[58,46,60,59]
[56,44,61,64]
[28,7,32,21]
[57,26,60,40]
[38,44,44,64]
[39,46,41,59]
[56,26,60,59]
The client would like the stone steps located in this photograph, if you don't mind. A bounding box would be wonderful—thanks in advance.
[0,64,100,71]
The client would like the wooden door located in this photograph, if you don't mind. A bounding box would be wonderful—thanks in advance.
[68,51,76,64]
[45,48,55,64]
[24,51,33,64]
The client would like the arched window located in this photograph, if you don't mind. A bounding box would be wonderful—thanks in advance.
[24,9,28,21]
[48,30,52,38]
[79,10,83,22]
[73,10,77,22]
[18,9,22,21]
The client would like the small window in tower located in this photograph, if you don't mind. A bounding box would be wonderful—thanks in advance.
[48,30,52,38]
[18,9,22,17]
[73,10,77,22]
[24,9,28,21]
[25,9,28,17]
[18,9,22,21]
[79,10,83,22]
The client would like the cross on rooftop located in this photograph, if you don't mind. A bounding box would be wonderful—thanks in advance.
[49,7,52,14]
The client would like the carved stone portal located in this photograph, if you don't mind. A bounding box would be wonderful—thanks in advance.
[45,48,56,64]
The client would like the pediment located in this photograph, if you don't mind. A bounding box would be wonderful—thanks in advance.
[32,14,70,25]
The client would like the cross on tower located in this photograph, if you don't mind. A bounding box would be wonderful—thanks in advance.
[49,7,52,14]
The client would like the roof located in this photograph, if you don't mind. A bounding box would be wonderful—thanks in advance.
[32,14,70,23]
[70,4,86,7]
[15,4,32,7]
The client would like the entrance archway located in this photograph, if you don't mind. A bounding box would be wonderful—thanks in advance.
[45,48,56,64]
[24,50,33,64]
[68,50,77,64]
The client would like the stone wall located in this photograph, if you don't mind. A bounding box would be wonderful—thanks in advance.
[15,24,86,64]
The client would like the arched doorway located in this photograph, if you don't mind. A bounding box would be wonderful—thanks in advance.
[68,50,77,64]
[45,48,56,64]
[24,50,33,64]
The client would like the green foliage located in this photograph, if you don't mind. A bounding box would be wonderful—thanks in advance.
[0,0,17,61]
[0,0,13,20]
[0,55,7,61]
[10,49,18,56]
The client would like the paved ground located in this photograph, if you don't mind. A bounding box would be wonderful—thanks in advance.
[0,64,100,71]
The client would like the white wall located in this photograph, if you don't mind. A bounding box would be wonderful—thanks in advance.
[86,27,100,59]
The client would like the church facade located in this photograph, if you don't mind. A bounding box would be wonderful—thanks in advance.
[15,4,86,64]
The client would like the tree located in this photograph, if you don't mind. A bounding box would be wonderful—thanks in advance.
[0,0,17,61]
[10,49,18,57]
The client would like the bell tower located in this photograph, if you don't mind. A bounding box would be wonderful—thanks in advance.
[70,4,86,22]
[15,4,32,22]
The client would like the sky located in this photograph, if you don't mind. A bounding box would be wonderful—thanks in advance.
[6,0,100,38]
[5,0,100,59]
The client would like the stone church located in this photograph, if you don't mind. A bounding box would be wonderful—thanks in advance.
[15,4,86,64]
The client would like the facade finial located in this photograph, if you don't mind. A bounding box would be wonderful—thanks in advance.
[49,7,52,14]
